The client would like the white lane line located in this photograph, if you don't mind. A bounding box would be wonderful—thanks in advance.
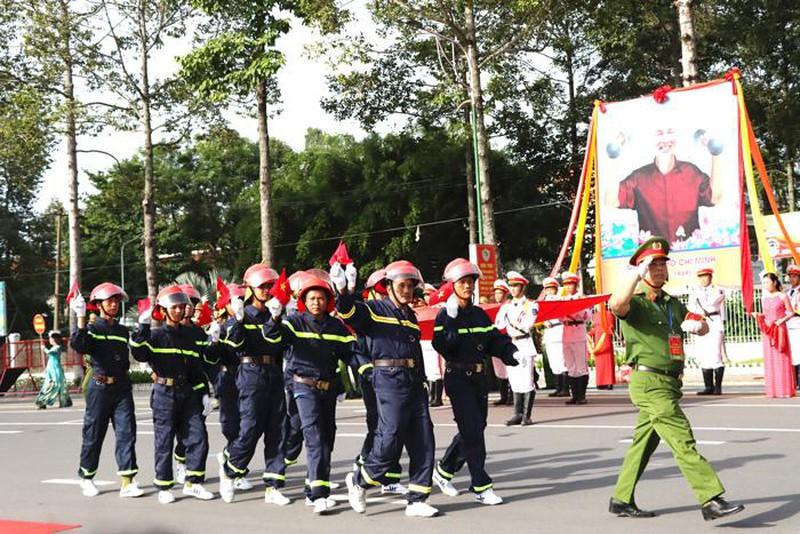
[337,433,366,438]
[0,430,22,434]
[693,403,800,408]
[0,409,84,414]
[137,431,154,435]
[619,438,725,445]
[42,479,115,486]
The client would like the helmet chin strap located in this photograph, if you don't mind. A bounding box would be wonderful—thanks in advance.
[165,307,184,324]
[100,300,119,319]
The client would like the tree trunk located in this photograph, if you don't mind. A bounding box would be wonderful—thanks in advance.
[787,160,795,211]
[464,1,496,244]
[675,0,698,87]
[60,0,81,333]
[54,208,62,331]
[139,4,157,300]
[463,107,478,245]
[256,78,274,265]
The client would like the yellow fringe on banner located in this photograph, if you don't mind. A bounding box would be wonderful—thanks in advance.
[568,106,598,276]
[734,76,775,274]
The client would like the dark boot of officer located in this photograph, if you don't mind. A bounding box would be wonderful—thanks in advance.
[548,373,564,397]
[493,379,509,406]
[505,381,514,405]
[430,380,444,407]
[574,375,589,405]
[557,372,571,397]
[520,391,535,426]
[505,393,524,426]
[697,369,714,395]
[795,365,800,390]
[565,376,579,405]
[713,368,724,395]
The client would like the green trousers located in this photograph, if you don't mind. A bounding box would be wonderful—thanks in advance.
[613,370,725,505]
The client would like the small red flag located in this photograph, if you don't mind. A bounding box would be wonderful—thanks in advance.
[137,298,152,315]
[427,282,453,306]
[269,268,291,306]
[328,240,353,267]
[534,294,611,324]
[196,302,213,327]
[65,279,80,303]
[215,276,230,310]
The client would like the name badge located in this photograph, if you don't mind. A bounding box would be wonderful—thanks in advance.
[668,334,684,361]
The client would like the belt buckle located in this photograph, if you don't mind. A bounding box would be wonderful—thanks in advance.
[165,377,174,387]
[408,359,416,368]
[106,376,116,385]
[317,380,330,391]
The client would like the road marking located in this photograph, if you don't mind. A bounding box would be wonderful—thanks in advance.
[337,433,366,438]
[694,403,800,408]
[0,430,22,434]
[42,479,114,486]
[619,438,725,445]
[137,431,154,435]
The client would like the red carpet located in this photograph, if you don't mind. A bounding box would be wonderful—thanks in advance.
[0,520,80,533]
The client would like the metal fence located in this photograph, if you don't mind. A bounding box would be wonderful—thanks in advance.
[1,340,83,372]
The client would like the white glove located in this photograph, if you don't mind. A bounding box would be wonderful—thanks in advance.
[201,394,212,417]
[680,319,703,334]
[207,321,221,342]
[138,307,152,325]
[70,294,86,317]
[445,293,459,319]
[266,297,283,319]
[637,255,654,280]
[230,296,245,322]
[329,262,346,292]
[345,263,357,290]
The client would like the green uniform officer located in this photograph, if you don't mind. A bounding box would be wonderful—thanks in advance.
[608,237,744,522]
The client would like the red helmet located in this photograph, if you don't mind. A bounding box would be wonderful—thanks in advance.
[305,268,332,285]
[179,284,202,303]
[288,271,312,294]
[89,282,129,303]
[443,258,482,283]
[226,283,245,299]
[157,285,190,309]
[385,260,423,284]
[296,276,336,314]
[243,264,279,288]
[365,268,388,293]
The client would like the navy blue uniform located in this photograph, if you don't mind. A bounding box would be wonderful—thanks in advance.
[216,317,241,447]
[130,324,208,489]
[221,304,286,487]
[279,312,356,499]
[432,305,518,492]
[71,318,138,480]
[337,293,435,503]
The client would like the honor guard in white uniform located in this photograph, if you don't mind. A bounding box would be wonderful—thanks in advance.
[540,278,569,398]
[785,264,800,389]
[491,279,512,406]
[494,271,537,425]
[560,272,592,405]
[688,267,727,395]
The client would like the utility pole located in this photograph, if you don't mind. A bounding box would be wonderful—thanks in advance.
[54,208,63,331]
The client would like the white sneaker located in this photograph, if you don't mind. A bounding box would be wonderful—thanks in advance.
[404,501,439,517]
[433,471,459,497]
[264,487,291,506]
[475,488,503,505]
[330,481,341,490]
[157,490,176,504]
[217,452,235,503]
[80,479,99,497]
[381,482,409,495]
[234,477,254,490]
[183,483,214,500]
[345,472,366,513]
[119,481,144,498]
[175,462,186,485]
[305,496,336,507]
[313,497,331,514]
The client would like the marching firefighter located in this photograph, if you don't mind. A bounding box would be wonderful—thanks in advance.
[495,271,537,425]
[276,275,357,514]
[70,283,143,499]
[561,272,592,405]
[217,264,289,505]
[129,285,214,504]
[335,260,440,518]
[351,267,408,496]
[491,279,513,406]
[540,277,570,398]
[688,268,727,395]
[431,259,519,505]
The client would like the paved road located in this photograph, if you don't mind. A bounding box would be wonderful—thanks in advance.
[0,388,798,533]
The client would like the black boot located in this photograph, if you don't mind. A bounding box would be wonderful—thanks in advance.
[430,380,444,407]
[576,375,589,405]
[493,379,509,406]
[565,376,578,405]
[556,373,572,397]
[713,367,724,395]
[701,497,744,521]
[521,391,535,426]
[696,369,714,395]
[795,366,800,390]
[505,381,514,405]
[548,373,563,397]
[505,393,524,426]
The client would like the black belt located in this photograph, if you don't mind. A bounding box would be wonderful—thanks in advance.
[241,355,276,365]
[93,373,120,385]
[706,312,720,316]
[511,334,529,341]
[374,358,416,368]
[563,320,584,326]
[292,375,331,391]
[544,321,561,328]
[635,365,683,380]
[154,375,187,387]
[446,362,484,373]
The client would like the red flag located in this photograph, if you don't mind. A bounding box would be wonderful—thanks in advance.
[269,268,291,306]
[137,298,152,315]
[215,276,230,310]
[427,282,453,306]
[534,294,611,324]
[65,279,80,303]
[328,240,353,267]
[196,302,213,327]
